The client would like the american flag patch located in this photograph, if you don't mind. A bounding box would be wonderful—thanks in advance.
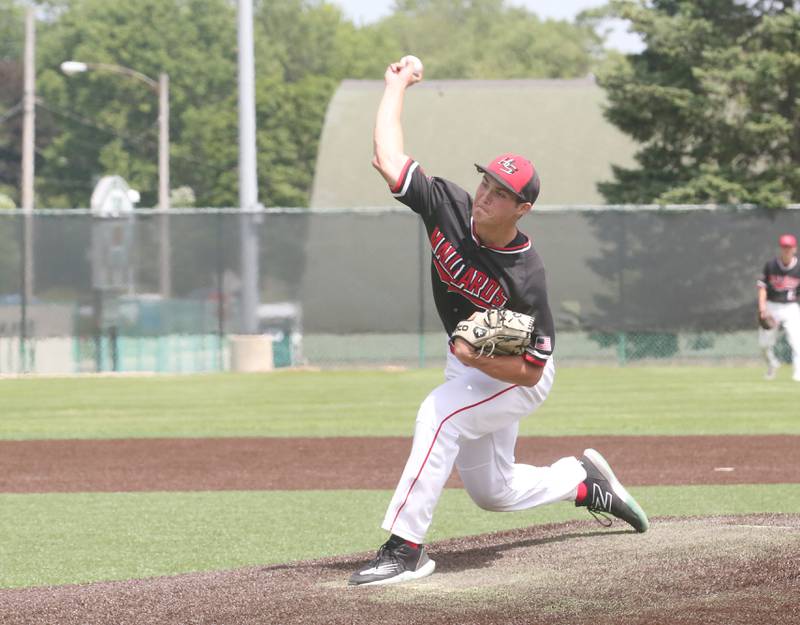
[535,336,552,352]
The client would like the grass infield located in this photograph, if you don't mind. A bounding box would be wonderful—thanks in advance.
[1,365,798,440]
[2,484,800,589]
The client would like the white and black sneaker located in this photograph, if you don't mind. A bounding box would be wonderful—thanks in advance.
[349,538,435,586]
[576,448,649,533]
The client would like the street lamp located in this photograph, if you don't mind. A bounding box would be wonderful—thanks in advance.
[60,60,171,297]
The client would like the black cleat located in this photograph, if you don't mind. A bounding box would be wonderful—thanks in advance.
[577,448,649,533]
[349,540,436,586]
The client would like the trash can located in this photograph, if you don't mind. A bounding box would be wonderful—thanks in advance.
[229,335,274,372]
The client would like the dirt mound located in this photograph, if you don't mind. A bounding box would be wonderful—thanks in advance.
[3,514,798,625]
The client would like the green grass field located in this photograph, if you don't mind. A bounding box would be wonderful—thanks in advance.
[1,366,799,440]
[3,485,800,589]
[1,365,799,589]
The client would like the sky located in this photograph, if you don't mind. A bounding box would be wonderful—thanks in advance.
[329,0,645,53]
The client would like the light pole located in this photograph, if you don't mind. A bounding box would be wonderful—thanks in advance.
[60,60,171,298]
[237,0,260,334]
[20,7,35,372]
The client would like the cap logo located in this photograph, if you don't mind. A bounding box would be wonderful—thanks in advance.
[498,157,518,175]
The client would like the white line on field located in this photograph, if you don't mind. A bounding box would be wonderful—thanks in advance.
[727,525,799,530]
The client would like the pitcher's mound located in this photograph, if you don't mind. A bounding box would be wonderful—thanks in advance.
[3,514,798,625]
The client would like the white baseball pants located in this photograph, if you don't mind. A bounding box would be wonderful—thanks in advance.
[759,301,800,379]
[382,351,586,544]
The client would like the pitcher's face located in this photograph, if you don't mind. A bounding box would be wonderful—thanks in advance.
[473,175,527,228]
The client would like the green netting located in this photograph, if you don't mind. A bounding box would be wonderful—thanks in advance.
[0,206,798,374]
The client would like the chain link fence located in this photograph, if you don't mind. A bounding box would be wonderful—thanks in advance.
[1,205,798,374]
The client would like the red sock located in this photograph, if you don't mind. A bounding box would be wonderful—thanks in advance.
[575,481,588,504]
[389,534,420,549]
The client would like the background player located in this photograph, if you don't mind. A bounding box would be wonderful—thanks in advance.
[757,233,800,381]
[348,57,649,587]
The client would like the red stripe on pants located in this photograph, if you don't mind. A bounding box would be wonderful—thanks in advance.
[389,384,519,533]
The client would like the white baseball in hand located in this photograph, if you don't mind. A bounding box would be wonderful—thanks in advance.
[400,55,424,79]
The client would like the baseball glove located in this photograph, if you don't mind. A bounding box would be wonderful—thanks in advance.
[759,312,777,330]
[451,309,535,356]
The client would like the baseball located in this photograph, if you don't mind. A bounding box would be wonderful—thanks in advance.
[400,55,424,79]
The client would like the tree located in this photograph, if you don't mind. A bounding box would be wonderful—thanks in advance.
[0,0,23,59]
[372,0,600,79]
[11,0,606,210]
[596,0,800,207]
[35,0,240,208]
[251,0,393,206]
[0,60,22,208]
[0,1,25,207]
[31,0,389,208]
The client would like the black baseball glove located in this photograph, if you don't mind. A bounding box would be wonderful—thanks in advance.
[759,312,777,330]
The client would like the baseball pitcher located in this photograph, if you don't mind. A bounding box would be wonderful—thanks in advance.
[348,57,649,587]
[757,233,800,381]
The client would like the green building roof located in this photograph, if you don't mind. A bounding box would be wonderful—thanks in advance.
[311,78,638,208]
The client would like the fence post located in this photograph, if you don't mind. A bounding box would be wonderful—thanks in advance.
[617,211,627,368]
[109,326,119,371]
[418,220,426,368]
[216,212,225,371]
[617,332,627,366]
[93,288,103,372]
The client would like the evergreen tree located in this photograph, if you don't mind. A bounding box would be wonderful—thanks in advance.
[596,0,799,207]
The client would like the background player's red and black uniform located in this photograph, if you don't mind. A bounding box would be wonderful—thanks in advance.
[391,159,555,367]
[757,254,800,381]
[758,258,800,303]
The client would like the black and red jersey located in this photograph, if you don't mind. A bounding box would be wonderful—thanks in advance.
[390,159,555,366]
[758,257,800,303]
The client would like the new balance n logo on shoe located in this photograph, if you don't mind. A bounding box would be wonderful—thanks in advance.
[577,449,650,533]
[591,483,613,512]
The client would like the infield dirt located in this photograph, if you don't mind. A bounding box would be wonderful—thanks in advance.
[1,435,799,624]
[1,434,797,492]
